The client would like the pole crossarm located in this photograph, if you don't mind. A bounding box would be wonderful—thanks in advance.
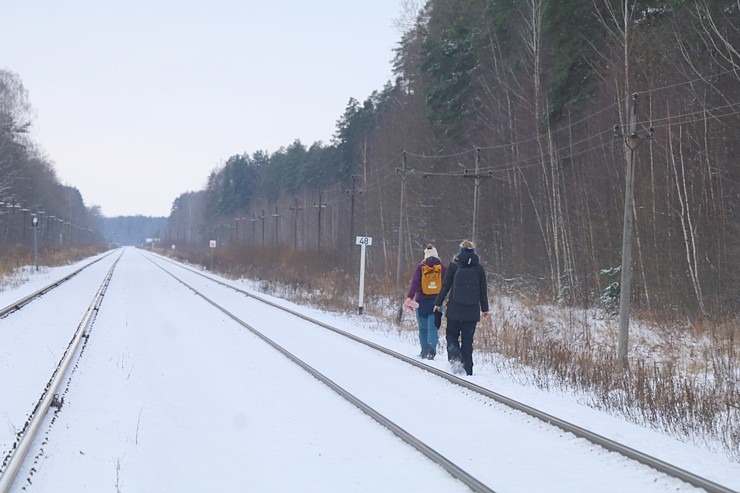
[462,170,494,179]
[395,167,415,177]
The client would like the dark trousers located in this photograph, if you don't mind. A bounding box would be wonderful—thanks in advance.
[446,319,477,375]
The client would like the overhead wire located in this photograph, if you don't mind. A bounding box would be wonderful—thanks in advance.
[395,101,737,180]
[448,70,738,157]
[233,71,737,221]
[634,67,740,97]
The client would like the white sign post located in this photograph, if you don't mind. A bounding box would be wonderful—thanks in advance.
[209,240,217,271]
[355,236,372,314]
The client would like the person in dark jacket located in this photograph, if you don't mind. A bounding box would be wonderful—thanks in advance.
[405,244,446,359]
[433,240,489,375]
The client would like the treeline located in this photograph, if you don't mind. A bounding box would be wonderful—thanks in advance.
[0,70,103,247]
[168,0,739,321]
[101,216,168,246]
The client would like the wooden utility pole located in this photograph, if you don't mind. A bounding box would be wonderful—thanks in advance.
[250,212,257,245]
[462,147,492,245]
[346,175,362,266]
[271,206,281,246]
[395,151,412,291]
[313,191,327,251]
[472,148,481,244]
[289,197,303,250]
[616,93,652,370]
[394,152,414,323]
[260,209,266,248]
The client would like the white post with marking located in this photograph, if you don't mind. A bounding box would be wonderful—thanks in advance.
[209,240,216,271]
[356,236,372,314]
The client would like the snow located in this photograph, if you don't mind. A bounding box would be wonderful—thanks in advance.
[1,248,737,492]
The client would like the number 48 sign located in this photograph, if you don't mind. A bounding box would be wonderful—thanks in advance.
[355,236,372,314]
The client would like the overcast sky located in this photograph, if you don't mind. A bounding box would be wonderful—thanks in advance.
[1,1,406,217]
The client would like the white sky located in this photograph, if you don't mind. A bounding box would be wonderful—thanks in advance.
[1,1,404,217]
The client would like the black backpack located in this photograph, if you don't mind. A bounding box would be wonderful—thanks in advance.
[451,265,479,305]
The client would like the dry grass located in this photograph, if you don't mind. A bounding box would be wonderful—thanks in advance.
[164,244,739,460]
[0,244,111,290]
[0,246,32,278]
[165,244,391,314]
[476,302,739,459]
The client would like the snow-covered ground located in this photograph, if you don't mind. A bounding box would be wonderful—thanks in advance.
[0,248,737,492]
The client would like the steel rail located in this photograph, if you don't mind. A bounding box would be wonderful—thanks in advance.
[149,251,736,493]
[0,253,120,493]
[148,256,496,493]
[0,250,115,319]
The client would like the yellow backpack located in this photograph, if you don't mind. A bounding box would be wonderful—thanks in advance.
[421,264,442,295]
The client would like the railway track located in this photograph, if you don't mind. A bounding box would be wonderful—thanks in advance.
[0,249,734,492]
[147,252,735,493]
[0,251,114,319]
[0,251,122,492]
[146,254,496,493]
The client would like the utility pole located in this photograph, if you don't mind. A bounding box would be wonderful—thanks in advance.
[313,191,327,251]
[260,209,266,248]
[462,147,492,245]
[240,217,247,243]
[289,197,303,250]
[395,151,413,292]
[21,208,29,244]
[346,175,363,266]
[250,212,257,245]
[271,206,281,246]
[10,197,17,243]
[394,152,416,323]
[615,93,653,370]
[419,147,492,245]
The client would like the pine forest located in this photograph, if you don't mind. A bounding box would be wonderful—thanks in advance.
[166,0,739,325]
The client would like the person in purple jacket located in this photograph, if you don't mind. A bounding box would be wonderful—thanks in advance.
[405,244,446,359]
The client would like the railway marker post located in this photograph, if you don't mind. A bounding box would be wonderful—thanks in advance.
[32,216,39,271]
[355,236,372,314]
[209,239,216,270]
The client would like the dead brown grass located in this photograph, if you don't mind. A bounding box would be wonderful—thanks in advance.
[164,244,395,314]
[0,244,112,286]
[476,304,739,460]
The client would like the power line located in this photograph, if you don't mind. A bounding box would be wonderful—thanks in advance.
[636,67,740,96]
[391,101,737,180]
[405,147,478,160]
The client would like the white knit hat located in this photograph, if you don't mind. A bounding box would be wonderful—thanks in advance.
[424,245,439,260]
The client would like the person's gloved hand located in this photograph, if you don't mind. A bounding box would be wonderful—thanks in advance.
[434,309,443,329]
[403,297,418,313]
